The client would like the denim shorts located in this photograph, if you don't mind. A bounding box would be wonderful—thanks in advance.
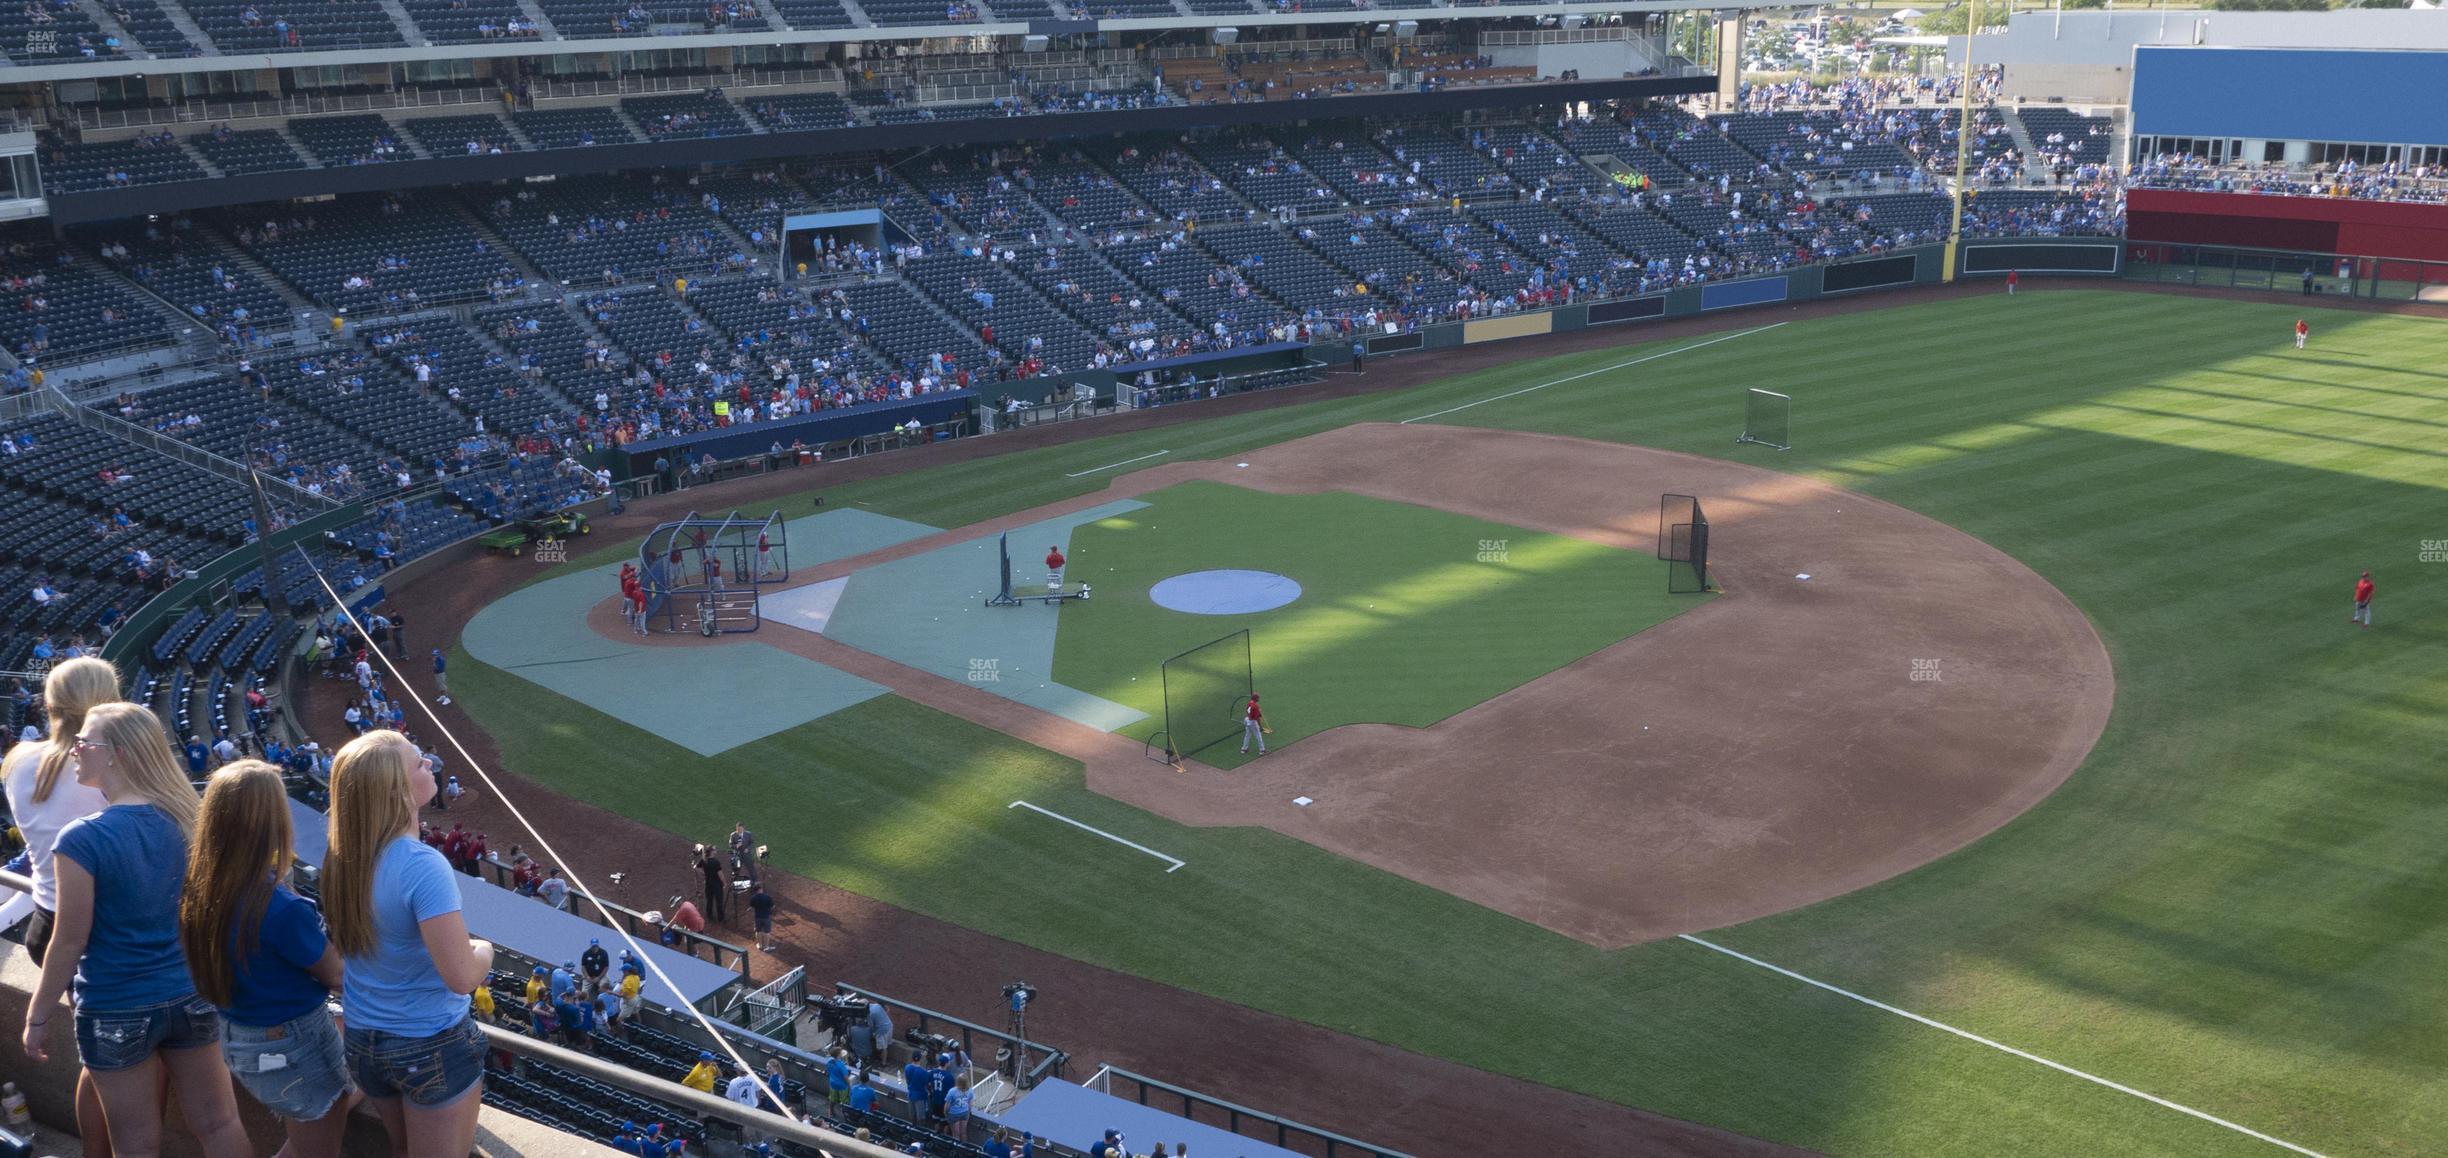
[345,1016,486,1108]
[224,1007,351,1120]
[75,993,221,1073]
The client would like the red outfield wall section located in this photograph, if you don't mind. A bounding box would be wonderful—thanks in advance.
[2127,188,2448,262]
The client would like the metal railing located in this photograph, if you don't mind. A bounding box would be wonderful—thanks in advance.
[1479,26,1630,44]
[833,983,1068,1092]
[458,854,757,982]
[51,384,344,511]
[1086,1064,1412,1158]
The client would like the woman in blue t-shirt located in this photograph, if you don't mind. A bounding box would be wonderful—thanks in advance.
[16,702,252,1157]
[323,729,496,1156]
[179,760,355,1157]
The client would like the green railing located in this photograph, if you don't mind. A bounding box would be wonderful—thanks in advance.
[101,501,370,670]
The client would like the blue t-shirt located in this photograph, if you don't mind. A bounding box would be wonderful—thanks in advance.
[338,836,469,1035]
[903,1061,930,1104]
[848,1084,877,1112]
[54,805,195,1010]
[826,1056,849,1092]
[225,886,332,1027]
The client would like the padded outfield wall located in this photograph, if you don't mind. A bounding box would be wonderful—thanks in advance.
[2127,188,2448,268]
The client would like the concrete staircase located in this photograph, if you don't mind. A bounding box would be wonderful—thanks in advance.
[70,0,143,54]
[1999,106,2049,184]
[373,0,426,46]
[514,0,558,35]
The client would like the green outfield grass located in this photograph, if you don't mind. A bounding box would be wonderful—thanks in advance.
[470,290,2448,1155]
[1048,482,1692,766]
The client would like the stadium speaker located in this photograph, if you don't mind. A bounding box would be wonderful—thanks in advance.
[1394,19,1418,35]
[1022,33,1049,51]
[1211,26,1238,44]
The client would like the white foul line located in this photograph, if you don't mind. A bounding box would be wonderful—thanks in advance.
[1677,934,2327,1157]
[1400,322,1788,425]
[1009,801,1184,872]
[1066,450,1171,478]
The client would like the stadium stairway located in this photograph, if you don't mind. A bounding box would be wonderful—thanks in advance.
[68,0,143,58]
[148,0,217,51]
[514,0,561,37]
[2001,108,2047,184]
[446,200,559,294]
[372,113,437,159]
[372,0,426,47]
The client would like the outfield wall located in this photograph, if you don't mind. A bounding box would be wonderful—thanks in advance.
[1355,238,2121,359]
[2128,188,2448,264]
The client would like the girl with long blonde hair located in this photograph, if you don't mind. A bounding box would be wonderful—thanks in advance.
[179,760,355,1157]
[324,728,495,1157]
[1,656,118,961]
[1,657,121,1158]
[17,702,250,1158]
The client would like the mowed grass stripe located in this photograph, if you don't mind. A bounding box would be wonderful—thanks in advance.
[468,291,2447,1155]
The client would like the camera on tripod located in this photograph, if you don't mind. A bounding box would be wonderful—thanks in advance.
[906,1030,961,1061]
[1002,982,1037,1014]
[809,993,871,1039]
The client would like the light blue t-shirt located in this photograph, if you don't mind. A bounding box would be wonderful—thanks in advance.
[339,835,469,1036]
[54,804,195,1010]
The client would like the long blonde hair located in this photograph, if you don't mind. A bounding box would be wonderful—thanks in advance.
[180,761,294,1008]
[33,656,120,803]
[79,702,199,835]
[324,730,419,958]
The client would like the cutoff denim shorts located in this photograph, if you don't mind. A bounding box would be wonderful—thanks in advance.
[224,1006,352,1120]
[345,1015,486,1108]
[75,993,220,1073]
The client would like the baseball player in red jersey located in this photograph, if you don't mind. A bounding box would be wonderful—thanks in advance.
[1045,545,1066,593]
[2006,270,2018,295]
[2352,570,2374,627]
[2295,318,2309,349]
[756,529,777,579]
[1240,693,1265,754]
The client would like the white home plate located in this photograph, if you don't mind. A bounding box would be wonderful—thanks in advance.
[761,576,852,632]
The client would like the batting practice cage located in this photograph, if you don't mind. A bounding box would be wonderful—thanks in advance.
[1147,628,1254,767]
[637,509,787,635]
[1660,493,1712,594]
[1737,388,1791,451]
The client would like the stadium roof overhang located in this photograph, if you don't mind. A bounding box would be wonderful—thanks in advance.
[43,70,1714,225]
[0,0,1778,83]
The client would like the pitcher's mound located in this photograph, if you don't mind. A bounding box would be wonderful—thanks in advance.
[1150,570,1304,615]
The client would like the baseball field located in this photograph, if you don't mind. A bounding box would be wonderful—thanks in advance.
[448,288,2447,1156]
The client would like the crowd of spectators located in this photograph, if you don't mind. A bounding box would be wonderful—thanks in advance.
[2128,155,2448,204]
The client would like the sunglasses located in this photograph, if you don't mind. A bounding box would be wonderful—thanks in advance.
[71,736,111,751]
